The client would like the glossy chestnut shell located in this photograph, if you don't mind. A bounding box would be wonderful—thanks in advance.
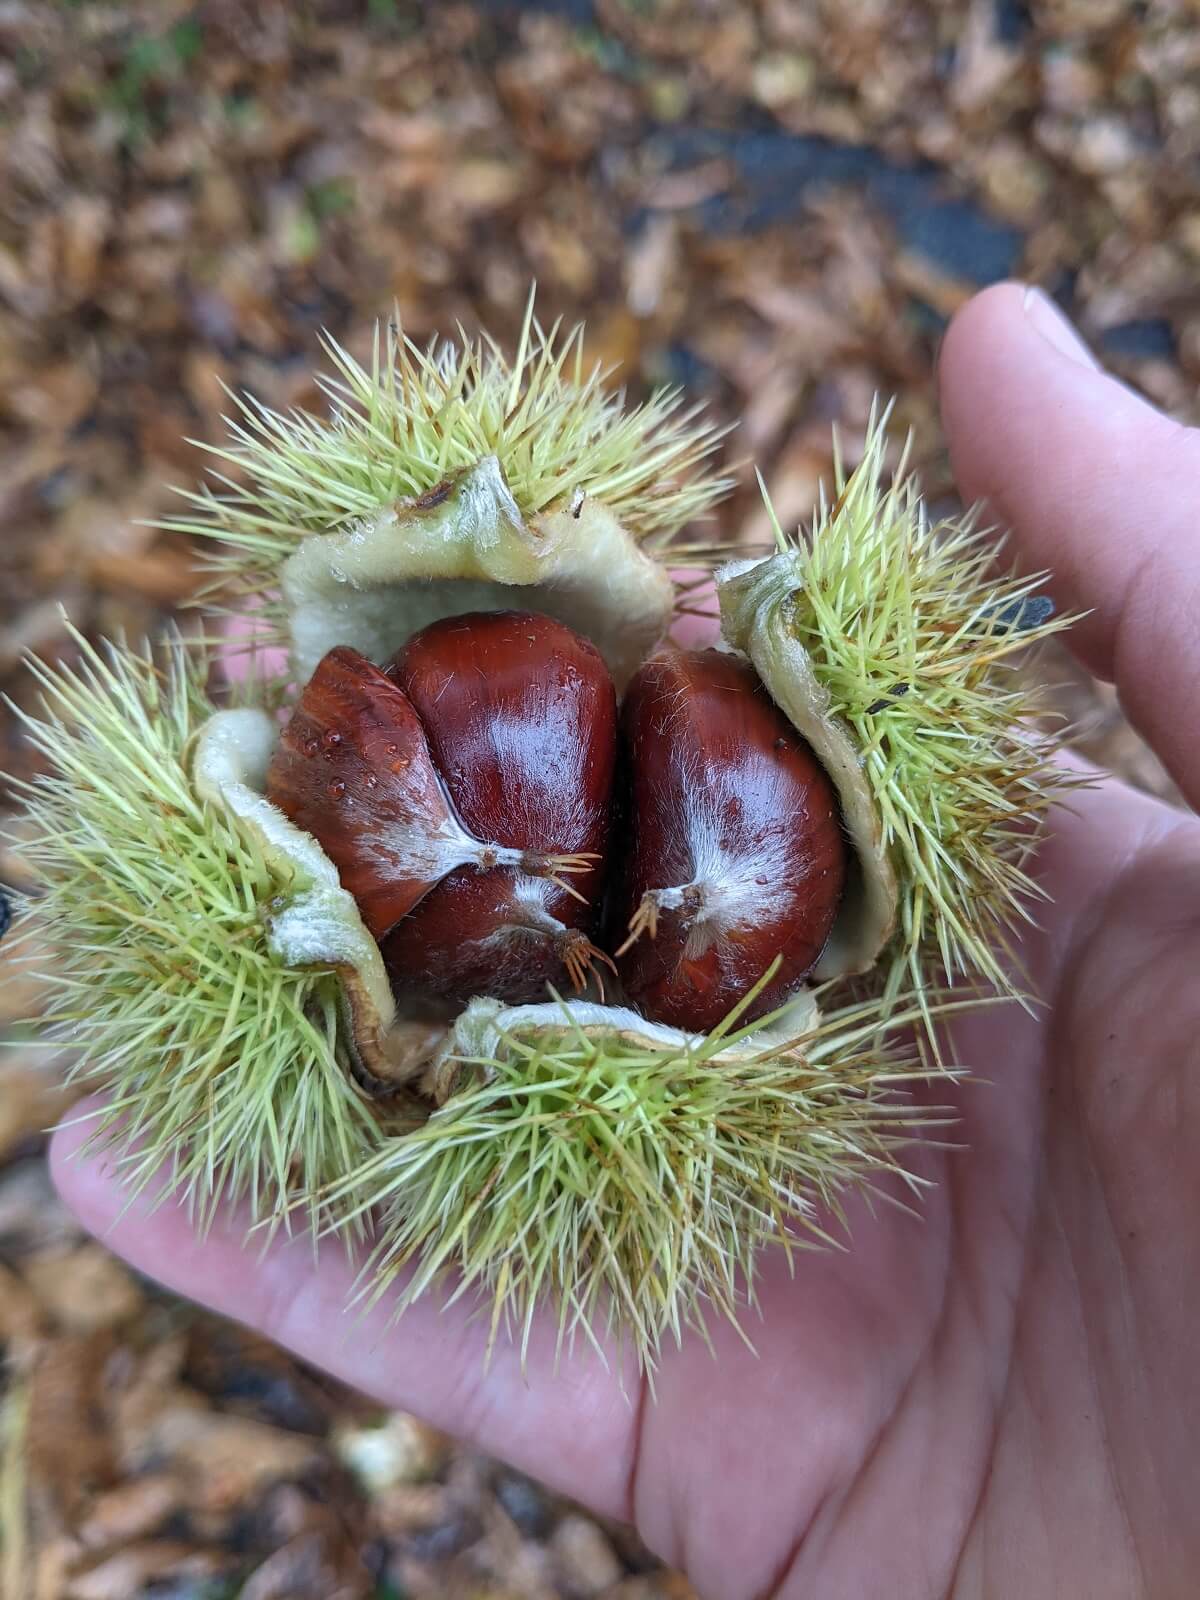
[610,647,846,1032]
[381,611,618,1006]
[265,644,471,940]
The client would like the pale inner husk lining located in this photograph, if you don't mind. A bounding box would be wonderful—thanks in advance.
[281,454,675,691]
[717,551,898,978]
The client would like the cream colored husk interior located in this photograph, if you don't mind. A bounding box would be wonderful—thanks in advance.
[718,551,898,977]
[281,455,675,690]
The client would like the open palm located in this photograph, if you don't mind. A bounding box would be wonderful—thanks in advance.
[52,284,1200,1599]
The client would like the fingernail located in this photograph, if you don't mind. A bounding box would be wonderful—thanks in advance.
[1022,286,1099,369]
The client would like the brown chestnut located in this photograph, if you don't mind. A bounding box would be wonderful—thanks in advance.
[265,644,488,940]
[381,611,618,1006]
[611,647,846,1033]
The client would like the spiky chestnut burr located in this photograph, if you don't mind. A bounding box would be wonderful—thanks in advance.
[6,302,1081,1370]
[164,293,733,690]
[4,630,385,1231]
[717,410,1083,1018]
[612,648,846,1032]
[334,978,949,1364]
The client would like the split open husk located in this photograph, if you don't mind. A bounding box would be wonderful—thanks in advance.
[7,308,1082,1364]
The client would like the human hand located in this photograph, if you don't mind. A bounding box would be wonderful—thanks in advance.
[50,283,1200,1599]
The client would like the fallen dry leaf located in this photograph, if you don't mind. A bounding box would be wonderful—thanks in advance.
[25,1336,118,1522]
[22,1248,143,1339]
[72,1472,181,1555]
[63,1540,227,1600]
[155,1411,325,1515]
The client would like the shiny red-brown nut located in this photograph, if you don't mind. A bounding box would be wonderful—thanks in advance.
[265,645,486,940]
[381,611,619,1006]
[611,648,846,1033]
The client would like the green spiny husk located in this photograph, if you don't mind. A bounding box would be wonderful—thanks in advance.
[725,407,1086,1014]
[332,981,955,1370]
[4,627,382,1232]
[163,293,734,637]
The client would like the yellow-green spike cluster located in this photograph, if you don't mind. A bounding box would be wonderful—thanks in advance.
[334,983,950,1370]
[758,411,1082,1004]
[165,295,733,630]
[5,629,381,1231]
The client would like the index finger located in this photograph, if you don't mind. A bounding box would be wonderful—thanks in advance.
[939,281,1200,812]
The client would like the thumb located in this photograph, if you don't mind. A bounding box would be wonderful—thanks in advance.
[939,281,1200,813]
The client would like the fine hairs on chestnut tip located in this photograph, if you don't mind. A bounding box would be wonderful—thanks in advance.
[562,929,617,998]
[0,884,12,943]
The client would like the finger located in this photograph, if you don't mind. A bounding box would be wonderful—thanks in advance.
[939,281,1200,811]
[49,1107,640,1520]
